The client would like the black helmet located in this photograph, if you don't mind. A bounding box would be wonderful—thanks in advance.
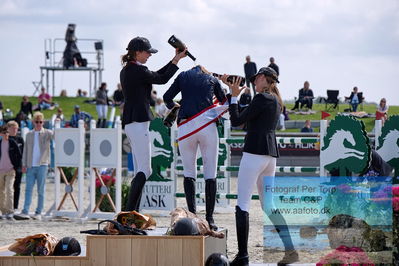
[250,67,279,83]
[126,36,158,53]
[53,237,81,256]
[205,253,230,266]
[172,218,199,235]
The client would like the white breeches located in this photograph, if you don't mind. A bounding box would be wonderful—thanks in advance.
[178,123,218,180]
[124,121,152,178]
[237,152,277,213]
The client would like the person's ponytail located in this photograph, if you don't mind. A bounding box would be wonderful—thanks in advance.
[266,77,283,112]
[121,51,136,66]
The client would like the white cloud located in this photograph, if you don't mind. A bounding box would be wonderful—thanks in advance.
[0,0,397,106]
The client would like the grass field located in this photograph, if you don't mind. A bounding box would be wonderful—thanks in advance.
[1,95,397,132]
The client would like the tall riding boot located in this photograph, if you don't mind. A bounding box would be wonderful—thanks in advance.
[126,172,146,211]
[230,206,249,266]
[102,118,107,128]
[205,178,218,231]
[183,177,196,214]
[267,211,299,265]
[96,119,102,128]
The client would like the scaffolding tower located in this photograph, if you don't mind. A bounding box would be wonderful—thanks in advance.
[36,38,104,97]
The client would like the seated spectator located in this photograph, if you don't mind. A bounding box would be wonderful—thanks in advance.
[20,95,33,117]
[113,83,124,106]
[82,90,88,97]
[76,88,84,97]
[155,98,168,118]
[37,87,53,110]
[60,90,68,97]
[0,100,3,111]
[301,120,313,133]
[70,105,92,128]
[376,98,388,125]
[291,81,314,110]
[239,88,252,111]
[345,86,364,112]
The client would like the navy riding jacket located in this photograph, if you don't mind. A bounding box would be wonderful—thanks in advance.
[163,66,227,119]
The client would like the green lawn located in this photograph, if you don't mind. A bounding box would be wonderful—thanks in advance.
[1,95,397,132]
[0,95,121,122]
[283,102,398,132]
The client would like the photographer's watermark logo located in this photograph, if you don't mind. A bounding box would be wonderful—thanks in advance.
[321,115,371,175]
[377,115,399,178]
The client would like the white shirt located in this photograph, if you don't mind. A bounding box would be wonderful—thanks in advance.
[32,131,41,167]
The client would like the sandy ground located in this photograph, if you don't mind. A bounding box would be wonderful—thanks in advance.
[0,175,391,264]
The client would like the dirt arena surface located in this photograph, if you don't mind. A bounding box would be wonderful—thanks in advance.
[0,176,392,264]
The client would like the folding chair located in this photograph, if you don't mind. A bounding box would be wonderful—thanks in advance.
[325,90,339,111]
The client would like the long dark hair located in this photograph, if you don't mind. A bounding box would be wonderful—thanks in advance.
[266,76,284,112]
[121,50,136,66]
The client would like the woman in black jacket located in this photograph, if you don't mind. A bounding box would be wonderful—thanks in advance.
[120,36,186,211]
[222,67,298,266]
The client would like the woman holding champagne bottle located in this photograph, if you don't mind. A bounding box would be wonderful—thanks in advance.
[221,67,298,266]
[163,65,227,230]
[120,36,187,211]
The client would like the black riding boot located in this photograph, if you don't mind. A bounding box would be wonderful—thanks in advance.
[96,119,102,128]
[126,172,146,211]
[230,206,249,266]
[102,118,107,128]
[205,178,218,231]
[183,177,196,214]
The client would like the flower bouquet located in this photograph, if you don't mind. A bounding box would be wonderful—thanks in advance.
[8,233,58,256]
[317,245,374,265]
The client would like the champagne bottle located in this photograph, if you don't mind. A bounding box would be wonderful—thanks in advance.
[163,105,180,128]
[168,35,196,61]
[212,73,246,87]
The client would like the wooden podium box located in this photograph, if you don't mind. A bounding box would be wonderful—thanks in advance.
[0,229,227,266]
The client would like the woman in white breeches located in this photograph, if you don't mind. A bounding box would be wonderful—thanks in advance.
[222,67,298,265]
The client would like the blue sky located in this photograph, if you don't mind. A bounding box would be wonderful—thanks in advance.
[0,0,398,105]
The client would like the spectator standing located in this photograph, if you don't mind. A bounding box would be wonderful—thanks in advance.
[7,121,24,211]
[113,83,125,106]
[243,55,257,95]
[70,105,92,128]
[56,108,64,121]
[292,81,314,110]
[95,82,109,128]
[20,96,33,117]
[37,87,53,110]
[14,112,53,220]
[301,120,313,133]
[239,88,252,111]
[268,57,279,76]
[0,124,22,220]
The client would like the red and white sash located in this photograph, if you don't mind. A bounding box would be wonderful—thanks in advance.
[177,100,228,141]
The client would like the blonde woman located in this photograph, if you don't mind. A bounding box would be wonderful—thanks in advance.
[222,67,298,265]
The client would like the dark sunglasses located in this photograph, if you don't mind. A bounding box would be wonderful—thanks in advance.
[35,121,43,124]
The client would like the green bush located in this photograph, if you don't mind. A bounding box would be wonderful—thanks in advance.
[95,183,130,212]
